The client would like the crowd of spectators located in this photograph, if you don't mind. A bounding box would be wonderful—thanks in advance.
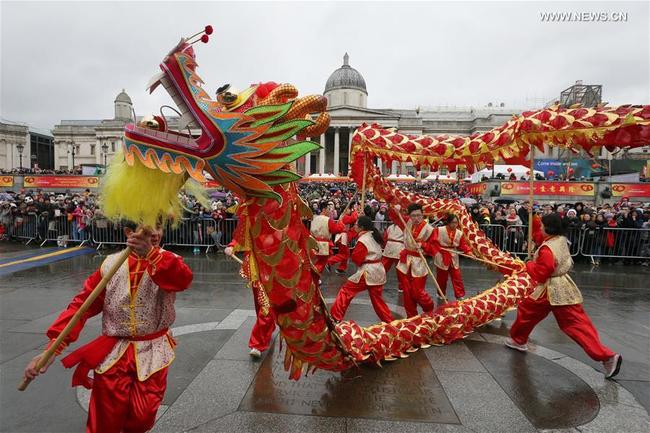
[1,182,649,263]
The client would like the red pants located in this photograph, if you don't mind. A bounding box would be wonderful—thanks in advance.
[330,276,394,323]
[314,255,329,274]
[382,256,398,272]
[398,269,434,318]
[435,266,465,299]
[510,295,615,362]
[382,257,403,291]
[87,345,167,433]
[327,244,349,271]
[249,283,276,351]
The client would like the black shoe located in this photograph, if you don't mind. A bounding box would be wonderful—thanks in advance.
[335,269,346,275]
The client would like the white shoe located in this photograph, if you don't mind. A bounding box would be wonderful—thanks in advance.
[249,348,262,359]
[603,354,622,379]
[505,338,528,352]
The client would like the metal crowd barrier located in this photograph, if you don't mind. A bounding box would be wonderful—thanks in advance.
[91,218,127,250]
[10,213,38,244]
[4,214,650,262]
[38,214,88,247]
[88,217,240,252]
[579,227,650,260]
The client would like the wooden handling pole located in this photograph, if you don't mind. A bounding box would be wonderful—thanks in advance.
[18,246,133,391]
[527,147,535,259]
[440,247,517,272]
[360,152,368,212]
[395,211,448,303]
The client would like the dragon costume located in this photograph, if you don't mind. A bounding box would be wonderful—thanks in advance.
[101,28,650,380]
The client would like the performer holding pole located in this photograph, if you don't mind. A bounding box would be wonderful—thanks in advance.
[310,203,347,274]
[389,203,444,317]
[225,200,275,359]
[381,219,405,292]
[328,199,359,275]
[22,223,193,433]
[431,213,472,301]
[505,212,622,379]
[330,215,394,323]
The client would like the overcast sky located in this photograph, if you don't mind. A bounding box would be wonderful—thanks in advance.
[1,0,648,131]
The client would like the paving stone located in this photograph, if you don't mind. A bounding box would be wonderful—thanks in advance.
[190,411,345,433]
[465,340,599,430]
[151,359,260,433]
[436,370,536,433]
[425,341,486,372]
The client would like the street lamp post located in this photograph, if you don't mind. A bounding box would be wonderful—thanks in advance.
[101,142,109,170]
[70,141,76,170]
[16,143,24,170]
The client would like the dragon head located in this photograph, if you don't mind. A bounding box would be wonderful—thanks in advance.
[103,27,329,224]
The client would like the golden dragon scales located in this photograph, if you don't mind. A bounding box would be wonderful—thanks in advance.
[102,28,650,379]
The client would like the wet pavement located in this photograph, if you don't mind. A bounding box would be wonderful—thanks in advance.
[0,241,648,433]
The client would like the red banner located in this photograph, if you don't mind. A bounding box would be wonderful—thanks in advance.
[203,180,222,189]
[500,181,595,196]
[611,183,650,197]
[23,176,100,189]
[467,183,488,195]
[0,176,13,187]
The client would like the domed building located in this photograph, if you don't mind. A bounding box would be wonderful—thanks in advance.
[300,54,522,177]
[324,53,367,108]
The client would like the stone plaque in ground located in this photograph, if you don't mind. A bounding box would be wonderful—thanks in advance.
[239,344,460,423]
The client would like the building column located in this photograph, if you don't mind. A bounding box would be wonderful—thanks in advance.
[391,160,398,175]
[348,128,354,176]
[96,138,102,165]
[377,157,382,174]
[304,137,311,176]
[333,127,340,176]
[319,131,326,174]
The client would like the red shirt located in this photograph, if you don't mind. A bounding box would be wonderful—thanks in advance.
[350,233,368,266]
[526,238,556,285]
[46,247,192,352]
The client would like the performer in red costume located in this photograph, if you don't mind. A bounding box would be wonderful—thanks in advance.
[225,200,275,359]
[327,202,358,275]
[381,220,405,292]
[389,203,437,317]
[506,212,622,379]
[24,224,193,433]
[310,203,346,274]
[431,213,472,300]
[330,215,394,323]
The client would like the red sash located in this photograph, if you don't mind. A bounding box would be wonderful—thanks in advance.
[61,328,169,389]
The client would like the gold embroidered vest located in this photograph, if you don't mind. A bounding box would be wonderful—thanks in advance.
[95,252,176,380]
[349,232,386,286]
[530,236,583,306]
[382,224,404,259]
[310,215,332,256]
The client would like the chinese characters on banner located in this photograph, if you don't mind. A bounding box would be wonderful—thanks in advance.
[500,182,595,196]
[23,176,99,188]
[611,183,650,197]
[467,183,487,195]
